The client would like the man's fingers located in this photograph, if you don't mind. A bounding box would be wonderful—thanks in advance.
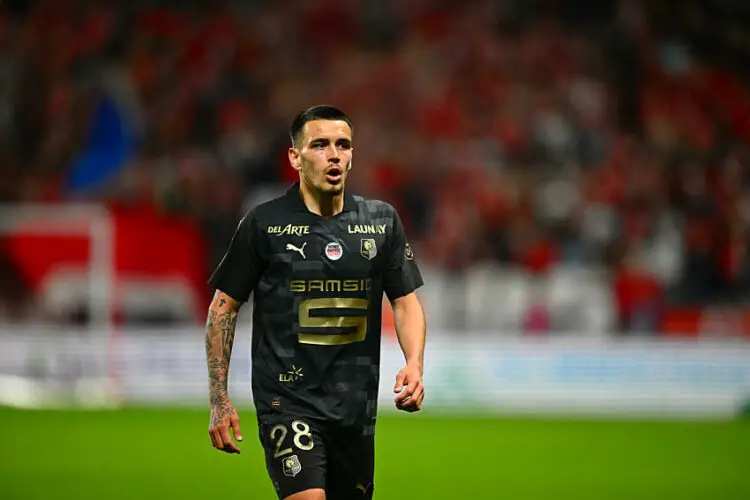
[396,383,424,410]
[209,429,219,449]
[397,395,423,412]
[393,372,406,393]
[397,401,419,412]
[211,428,224,450]
[208,405,242,453]
[231,415,244,442]
[394,390,411,403]
[410,384,424,404]
[220,426,241,454]
[407,379,419,395]
[395,379,419,403]
[393,368,425,412]
[414,390,425,410]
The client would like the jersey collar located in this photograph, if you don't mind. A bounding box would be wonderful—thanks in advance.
[286,181,357,214]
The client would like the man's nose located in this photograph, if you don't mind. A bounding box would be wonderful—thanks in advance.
[327,145,340,162]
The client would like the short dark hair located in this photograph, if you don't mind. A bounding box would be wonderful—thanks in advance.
[289,105,353,147]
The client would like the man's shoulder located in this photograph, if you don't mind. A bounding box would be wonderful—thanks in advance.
[349,193,397,218]
[242,192,294,224]
[253,195,290,217]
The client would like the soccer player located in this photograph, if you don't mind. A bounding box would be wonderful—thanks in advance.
[204,105,426,500]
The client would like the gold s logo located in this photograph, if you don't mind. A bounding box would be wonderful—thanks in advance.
[298,298,369,346]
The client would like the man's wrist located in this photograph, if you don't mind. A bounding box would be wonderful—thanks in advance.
[405,357,423,371]
[210,392,229,406]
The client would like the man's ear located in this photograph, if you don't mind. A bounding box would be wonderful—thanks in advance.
[289,148,302,172]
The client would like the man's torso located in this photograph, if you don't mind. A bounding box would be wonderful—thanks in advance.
[249,193,396,430]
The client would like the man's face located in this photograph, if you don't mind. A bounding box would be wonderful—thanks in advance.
[289,119,353,195]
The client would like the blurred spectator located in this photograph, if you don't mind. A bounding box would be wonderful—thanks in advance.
[3,0,750,335]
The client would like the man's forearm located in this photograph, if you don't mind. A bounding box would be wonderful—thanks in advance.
[391,293,426,369]
[205,296,239,406]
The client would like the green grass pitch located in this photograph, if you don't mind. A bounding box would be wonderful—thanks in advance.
[0,407,748,499]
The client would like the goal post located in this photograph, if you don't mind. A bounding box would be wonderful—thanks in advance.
[0,203,117,408]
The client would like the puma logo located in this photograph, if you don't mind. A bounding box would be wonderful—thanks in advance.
[286,242,307,259]
[355,483,372,494]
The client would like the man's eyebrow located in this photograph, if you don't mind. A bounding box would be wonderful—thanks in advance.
[309,137,352,144]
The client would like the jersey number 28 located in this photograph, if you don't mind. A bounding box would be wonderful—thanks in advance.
[269,420,314,458]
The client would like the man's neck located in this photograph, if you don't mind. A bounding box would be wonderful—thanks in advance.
[299,181,344,217]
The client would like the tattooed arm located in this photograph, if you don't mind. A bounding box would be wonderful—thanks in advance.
[206,290,244,454]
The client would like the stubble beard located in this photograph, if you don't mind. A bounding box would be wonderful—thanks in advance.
[321,180,344,195]
[303,175,343,196]
[303,163,347,197]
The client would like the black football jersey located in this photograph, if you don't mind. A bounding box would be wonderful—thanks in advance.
[209,182,423,430]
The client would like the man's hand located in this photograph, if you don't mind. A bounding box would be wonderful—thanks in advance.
[393,363,424,412]
[208,400,243,453]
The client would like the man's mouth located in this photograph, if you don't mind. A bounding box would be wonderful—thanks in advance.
[326,166,342,183]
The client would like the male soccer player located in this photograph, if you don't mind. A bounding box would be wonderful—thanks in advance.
[205,105,426,500]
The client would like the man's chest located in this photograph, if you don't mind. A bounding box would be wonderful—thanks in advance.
[261,215,390,280]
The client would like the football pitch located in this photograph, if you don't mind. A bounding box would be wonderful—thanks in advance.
[0,407,748,500]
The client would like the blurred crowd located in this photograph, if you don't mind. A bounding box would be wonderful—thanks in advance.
[3,0,750,332]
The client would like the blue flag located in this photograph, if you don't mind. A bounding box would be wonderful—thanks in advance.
[65,94,137,194]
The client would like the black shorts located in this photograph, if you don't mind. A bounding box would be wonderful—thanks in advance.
[257,415,375,500]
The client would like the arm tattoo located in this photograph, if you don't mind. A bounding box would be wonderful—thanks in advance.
[205,306,238,414]
[220,312,237,361]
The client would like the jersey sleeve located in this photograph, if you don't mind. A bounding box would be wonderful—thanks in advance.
[383,208,424,301]
[208,210,267,303]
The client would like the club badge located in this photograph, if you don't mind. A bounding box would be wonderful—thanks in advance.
[325,241,343,261]
[282,455,302,477]
[360,238,377,260]
[404,242,414,261]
